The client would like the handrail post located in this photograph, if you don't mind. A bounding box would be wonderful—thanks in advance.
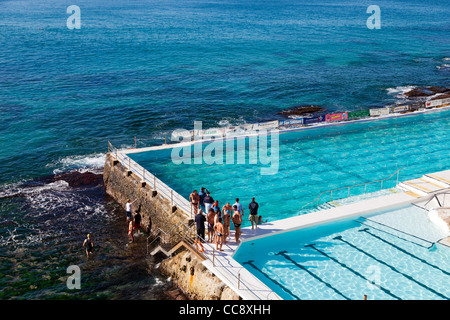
[348,187,350,198]
[238,273,241,289]
[331,190,333,201]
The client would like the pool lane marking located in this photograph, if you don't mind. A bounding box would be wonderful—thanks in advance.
[334,235,449,299]
[242,260,301,300]
[359,228,450,277]
[355,217,433,249]
[304,243,401,300]
[276,251,351,300]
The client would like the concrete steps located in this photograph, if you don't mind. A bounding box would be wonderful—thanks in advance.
[150,240,207,261]
[398,177,447,196]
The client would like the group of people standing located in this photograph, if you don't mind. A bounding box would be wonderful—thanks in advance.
[190,188,260,252]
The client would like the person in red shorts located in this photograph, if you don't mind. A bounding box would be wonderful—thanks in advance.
[133,211,141,235]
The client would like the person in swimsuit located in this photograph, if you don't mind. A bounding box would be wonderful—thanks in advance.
[214,217,224,251]
[206,208,216,243]
[221,202,232,242]
[213,209,221,243]
[232,205,242,243]
[189,190,200,215]
[83,234,94,258]
[128,219,134,243]
[212,200,220,217]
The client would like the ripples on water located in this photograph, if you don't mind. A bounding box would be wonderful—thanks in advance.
[0,169,183,300]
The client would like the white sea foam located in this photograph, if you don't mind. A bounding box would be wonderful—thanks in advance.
[218,119,230,126]
[51,153,106,175]
[386,85,416,98]
[436,64,450,70]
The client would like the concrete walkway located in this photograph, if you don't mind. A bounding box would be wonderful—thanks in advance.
[199,187,422,300]
[187,169,450,300]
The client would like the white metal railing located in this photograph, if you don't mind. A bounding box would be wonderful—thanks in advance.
[146,219,276,300]
[301,168,403,210]
[108,141,192,218]
[108,141,283,300]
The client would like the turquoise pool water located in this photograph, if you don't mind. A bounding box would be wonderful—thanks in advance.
[233,205,450,300]
[130,108,450,226]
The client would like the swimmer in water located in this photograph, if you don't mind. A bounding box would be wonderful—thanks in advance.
[83,234,94,258]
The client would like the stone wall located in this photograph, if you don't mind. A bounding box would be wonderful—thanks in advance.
[159,250,240,300]
[103,153,190,235]
[103,152,239,300]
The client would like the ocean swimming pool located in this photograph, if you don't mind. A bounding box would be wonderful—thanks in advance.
[233,204,450,300]
[129,108,450,226]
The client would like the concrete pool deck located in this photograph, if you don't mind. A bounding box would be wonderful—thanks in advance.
[199,169,450,300]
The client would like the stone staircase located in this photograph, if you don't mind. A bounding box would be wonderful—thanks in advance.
[150,239,207,261]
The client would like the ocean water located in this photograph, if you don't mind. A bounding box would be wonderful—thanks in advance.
[0,0,449,299]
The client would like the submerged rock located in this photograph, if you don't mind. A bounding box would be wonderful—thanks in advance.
[277,105,325,118]
[404,86,450,98]
[54,171,104,187]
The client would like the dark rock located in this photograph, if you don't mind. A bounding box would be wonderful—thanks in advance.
[277,105,326,118]
[54,171,104,187]
[166,289,187,300]
[430,93,450,100]
[404,86,450,98]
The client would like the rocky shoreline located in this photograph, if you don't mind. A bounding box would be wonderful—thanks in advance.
[276,105,326,118]
[276,86,450,119]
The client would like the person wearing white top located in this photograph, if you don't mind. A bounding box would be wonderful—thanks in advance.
[126,199,138,221]
[233,198,244,216]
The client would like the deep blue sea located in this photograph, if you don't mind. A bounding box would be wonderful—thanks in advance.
[0,0,449,299]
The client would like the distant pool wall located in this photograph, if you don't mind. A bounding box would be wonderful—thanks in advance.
[103,152,240,300]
